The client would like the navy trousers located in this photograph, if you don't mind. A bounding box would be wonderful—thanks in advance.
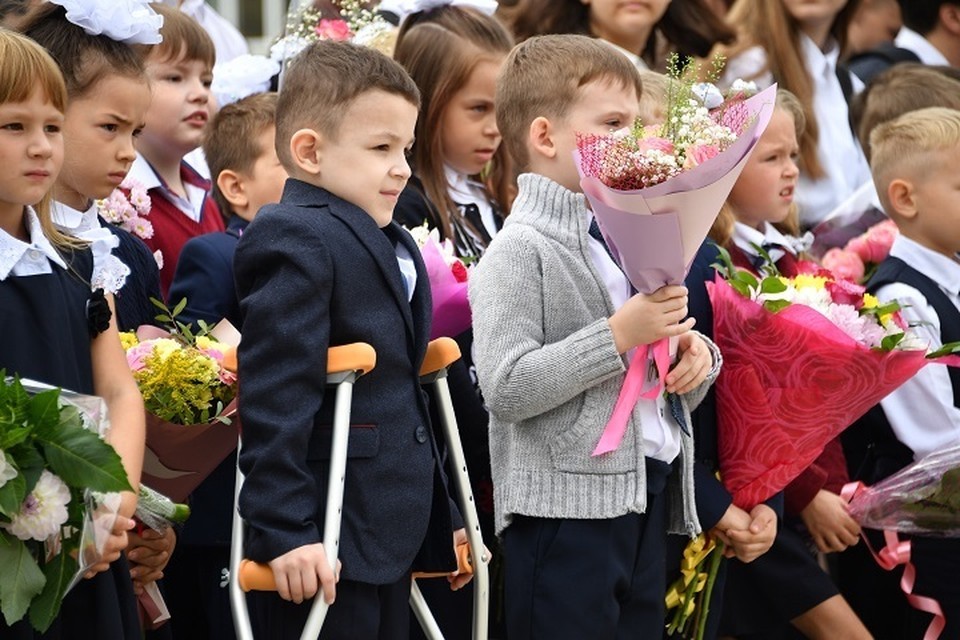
[503,458,673,640]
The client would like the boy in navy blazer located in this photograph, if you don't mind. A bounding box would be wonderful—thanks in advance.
[233,41,466,640]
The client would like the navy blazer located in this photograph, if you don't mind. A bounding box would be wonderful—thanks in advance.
[169,215,248,328]
[234,179,457,584]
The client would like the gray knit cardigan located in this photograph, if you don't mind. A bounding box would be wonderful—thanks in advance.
[469,173,720,537]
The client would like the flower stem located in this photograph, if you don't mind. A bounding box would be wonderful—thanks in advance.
[695,539,725,640]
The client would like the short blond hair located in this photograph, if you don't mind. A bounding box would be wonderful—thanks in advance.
[870,107,960,214]
[496,34,642,169]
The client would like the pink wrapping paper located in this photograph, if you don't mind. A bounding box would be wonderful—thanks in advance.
[707,275,960,509]
[420,238,471,340]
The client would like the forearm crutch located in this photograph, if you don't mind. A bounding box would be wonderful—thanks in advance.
[410,337,490,640]
[229,343,377,640]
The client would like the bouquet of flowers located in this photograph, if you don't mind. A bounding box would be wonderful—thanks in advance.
[119,299,240,502]
[0,375,130,631]
[271,0,396,64]
[405,222,472,339]
[97,178,153,241]
[821,219,899,284]
[707,250,960,509]
[573,57,778,454]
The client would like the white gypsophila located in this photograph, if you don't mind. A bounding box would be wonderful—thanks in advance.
[0,450,17,489]
[730,79,759,96]
[3,470,71,542]
[269,35,310,62]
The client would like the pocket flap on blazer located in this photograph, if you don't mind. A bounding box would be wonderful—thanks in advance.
[307,424,380,460]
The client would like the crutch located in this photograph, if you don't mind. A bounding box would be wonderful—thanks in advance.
[409,337,490,640]
[229,343,377,640]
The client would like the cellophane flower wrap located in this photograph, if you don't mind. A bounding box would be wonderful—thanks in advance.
[707,251,960,509]
[847,443,960,536]
[405,223,472,339]
[119,299,240,502]
[0,375,130,631]
[572,58,778,455]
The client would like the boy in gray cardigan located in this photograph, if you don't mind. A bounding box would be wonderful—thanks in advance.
[469,35,721,639]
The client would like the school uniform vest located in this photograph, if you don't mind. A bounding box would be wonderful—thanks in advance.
[842,257,960,484]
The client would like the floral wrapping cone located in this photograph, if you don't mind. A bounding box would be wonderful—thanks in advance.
[706,275,960,509]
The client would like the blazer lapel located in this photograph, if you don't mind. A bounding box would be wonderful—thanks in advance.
[392,222,432,365]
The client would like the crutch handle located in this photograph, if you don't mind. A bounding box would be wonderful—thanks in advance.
[412,541,474,579]
[221,343,376,377]
[237,560,276,592]
[420,337,462,377]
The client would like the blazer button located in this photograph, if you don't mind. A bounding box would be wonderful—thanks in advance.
[414,425,428,443]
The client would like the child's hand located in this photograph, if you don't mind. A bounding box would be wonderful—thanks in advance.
[128,526,177,595]
[84,514,136,579]
[800,490,861,553]
[665,332,712,394]
[709,503,752,558]
[608,285,694,354]
[725,503,777,563]
[269,543,340,604]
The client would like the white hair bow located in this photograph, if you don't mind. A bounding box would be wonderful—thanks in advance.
[378,0,499,25]
[49,0,164,45]
[212,54,280,107]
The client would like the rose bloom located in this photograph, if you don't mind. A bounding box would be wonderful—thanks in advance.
[822,248,866,282]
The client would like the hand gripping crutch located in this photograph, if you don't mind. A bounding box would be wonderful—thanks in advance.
[229,343,377,640]
[409,337,490,640]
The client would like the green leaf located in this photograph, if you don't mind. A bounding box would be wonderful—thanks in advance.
[729,279,751,298]
[15,447,44,496]
[763,299,791,313]
[927,340,960,360]
[732,269,759,291]
[26,390,60,437]
[0,424,31,450]
[154,314,173,324]
[0,531,45,627]
[0,469,25,517]
[760,277,787,295]
[172,296,188,318]
[149,297,167,312]
[880,332,905,352]
[39,427,131,493]
[28,548,76,632]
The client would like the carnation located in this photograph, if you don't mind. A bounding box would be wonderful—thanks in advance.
[3,470,71,542]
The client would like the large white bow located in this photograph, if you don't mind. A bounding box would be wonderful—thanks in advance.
[379,0,499,25]
[49,0,163,45]
[212,54,281,107]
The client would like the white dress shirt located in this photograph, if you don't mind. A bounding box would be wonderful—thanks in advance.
[50,201,130,294]
[895,26,950,66]
[444,165,499,239]
[722,35,873,227]
[585,212,681,463]
[602,39,651,72]
[127,153,208,223]
[0,208,69,281]
[876,235,960,460]
[732,221,809,263]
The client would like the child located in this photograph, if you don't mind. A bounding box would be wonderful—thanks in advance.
[169,92,284,328]
[703,89,870,640]
[717,0,873,227]
[0,29,145,640]
[852,107,960,639]
[469,34,719,638]
[163,92,284,640]
[130,3,223,298]
[392,4,513,261]
[234,40,468,639]
[503,0,734,71]
[22,3,163,331]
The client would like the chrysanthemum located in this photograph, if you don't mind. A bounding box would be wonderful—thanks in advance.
[3,470,71,542]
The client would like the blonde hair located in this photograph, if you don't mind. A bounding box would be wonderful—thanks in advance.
[869,107,960,214]
[496,34,643,169]
[637,70,679,125]
[393,7,514,240]
[716,0,862,179]
[0,29,77,249]
[709,89,806,248]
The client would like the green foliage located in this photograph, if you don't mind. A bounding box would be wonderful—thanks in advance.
[927,340,960,360]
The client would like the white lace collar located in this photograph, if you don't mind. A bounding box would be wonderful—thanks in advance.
[0,208,68,281]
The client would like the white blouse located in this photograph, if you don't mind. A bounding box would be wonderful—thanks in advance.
[51,201,130,295]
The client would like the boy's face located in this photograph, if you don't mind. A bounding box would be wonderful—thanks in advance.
[237,127,287,221]
[0,87,63,220]
[543,77,639,193]
[59,76,151,209]
[911,144,960,257]
[138,51,214,161]
[313,90,417,227]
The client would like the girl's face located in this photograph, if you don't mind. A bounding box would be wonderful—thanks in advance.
[586,0,672,51]
[59,75,151,209]
[728,108,800,229]
[781,0,848,27]
[0,87,63,222]
[440,58,503,177]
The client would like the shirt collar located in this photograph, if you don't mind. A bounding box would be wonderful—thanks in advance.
[731,221,805,256]
[889,234,960,296]
[0,207,68,280]
[51,200,100,235]
[128,153,212,193]
[895,27,950,66]
[799,32,840,81]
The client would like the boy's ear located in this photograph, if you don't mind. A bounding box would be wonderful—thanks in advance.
[528,116,558,160]
[940,3,960,35]
[289,128,324,176]
[216,170,247,210]
[887,178,918,220]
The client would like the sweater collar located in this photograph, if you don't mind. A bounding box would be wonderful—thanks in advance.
[507,173,590,243]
